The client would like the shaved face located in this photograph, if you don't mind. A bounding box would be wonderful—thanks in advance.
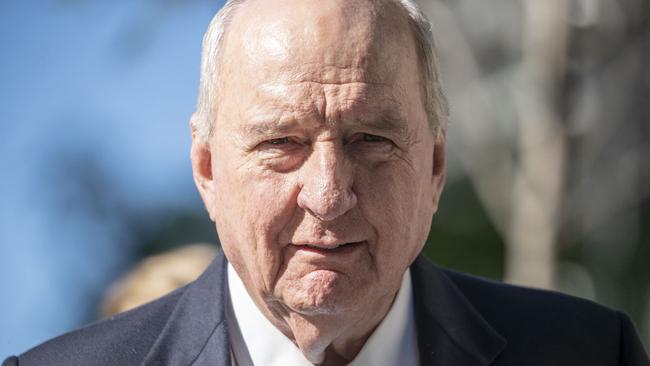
[192,0,445,361]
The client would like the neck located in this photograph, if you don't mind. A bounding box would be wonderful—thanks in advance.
[259,290,397,364]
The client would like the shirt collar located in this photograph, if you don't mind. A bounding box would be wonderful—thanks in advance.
[227,264,418,366]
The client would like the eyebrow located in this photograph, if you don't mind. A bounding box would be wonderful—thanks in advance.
[242,113,309,138]
[351,106,414,145]
[241,105,414,144]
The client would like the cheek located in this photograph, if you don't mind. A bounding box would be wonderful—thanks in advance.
[356,162,419,224]
[246,178,299,243]
[213,147,291,234]
[212,152,299,289]
[355,161,432,265]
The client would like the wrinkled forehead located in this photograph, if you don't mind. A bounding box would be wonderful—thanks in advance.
[222,0,416,86]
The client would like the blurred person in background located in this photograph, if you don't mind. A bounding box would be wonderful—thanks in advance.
[101,244,217,317]
[3,0,649,365]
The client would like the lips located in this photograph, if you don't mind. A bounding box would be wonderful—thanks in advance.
[292,241,364,253]
[301,243,351,250]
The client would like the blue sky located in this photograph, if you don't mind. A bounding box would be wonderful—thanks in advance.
[0,0,224,355]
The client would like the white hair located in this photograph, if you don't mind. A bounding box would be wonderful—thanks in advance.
[192,0,449,140]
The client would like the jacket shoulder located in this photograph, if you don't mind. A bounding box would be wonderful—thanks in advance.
[443,268,618,325]
[442,268,648,365]
[11,286,187,366]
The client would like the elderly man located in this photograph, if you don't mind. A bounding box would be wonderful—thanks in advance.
[4,0,649,365]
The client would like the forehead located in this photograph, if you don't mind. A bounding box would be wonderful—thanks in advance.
[223,0,416,83]
[216,0,424,131]
[242,81,410,133]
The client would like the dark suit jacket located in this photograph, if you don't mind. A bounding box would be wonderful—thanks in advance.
[4,251,649,365]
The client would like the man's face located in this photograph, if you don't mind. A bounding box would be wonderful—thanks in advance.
[193,0,445,318]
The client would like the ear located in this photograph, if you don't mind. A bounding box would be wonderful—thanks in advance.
[190,114,217,221]
[431,132,446,213]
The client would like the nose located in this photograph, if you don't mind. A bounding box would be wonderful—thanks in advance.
[297,143,357,221]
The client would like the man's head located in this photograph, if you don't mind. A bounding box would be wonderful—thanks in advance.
[191,0,447,361]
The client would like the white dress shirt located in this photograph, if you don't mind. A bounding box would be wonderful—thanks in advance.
[227,264,419,366]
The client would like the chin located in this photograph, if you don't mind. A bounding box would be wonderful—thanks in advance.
[281,270,362,315]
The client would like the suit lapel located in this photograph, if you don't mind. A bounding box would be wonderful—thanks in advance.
[411,256,507,366]
[142,252,231,366]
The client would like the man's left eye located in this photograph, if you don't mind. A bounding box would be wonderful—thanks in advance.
[362,134,387,143]
[268,137,290,145]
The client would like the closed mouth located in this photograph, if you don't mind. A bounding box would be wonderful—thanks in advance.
[292,241,364,253]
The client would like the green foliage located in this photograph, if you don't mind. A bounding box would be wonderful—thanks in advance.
[424,178,505,280]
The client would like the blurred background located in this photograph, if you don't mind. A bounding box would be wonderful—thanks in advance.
[0,0,648,355]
